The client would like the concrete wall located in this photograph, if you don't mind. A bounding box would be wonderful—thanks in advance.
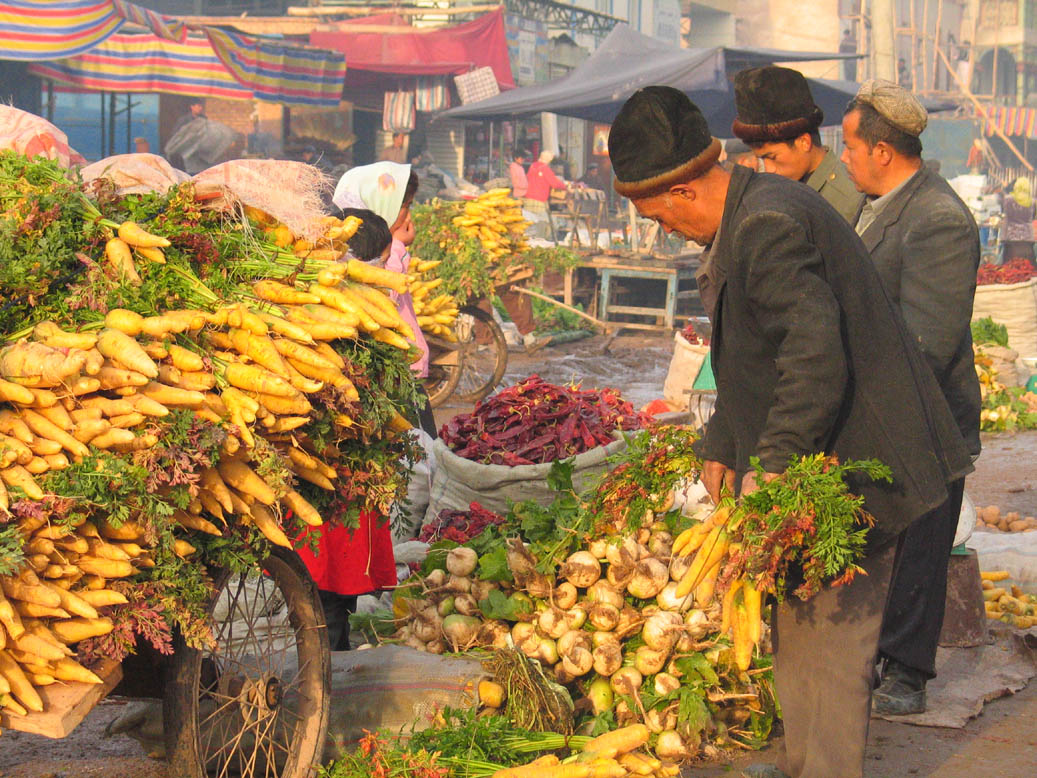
[735,0,844,78]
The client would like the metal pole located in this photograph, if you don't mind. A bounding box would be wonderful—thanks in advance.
[45,80,54,122]
[487,121,494,180]
[100,92,106,159]
[126,94,132,154]
[108,92,116,157]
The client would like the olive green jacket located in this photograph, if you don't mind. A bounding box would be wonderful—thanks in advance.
[804,150,864,225]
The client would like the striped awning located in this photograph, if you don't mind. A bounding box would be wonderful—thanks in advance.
[0,0,186,61]
[28,30,347,105]
[28,32,253,100]
[205,28,347,106]
[977,105,1037,139]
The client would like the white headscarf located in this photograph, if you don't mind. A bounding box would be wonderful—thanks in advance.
[332,161,411,225]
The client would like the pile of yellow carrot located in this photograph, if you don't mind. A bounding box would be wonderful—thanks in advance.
[491,725,680,778]
[0,219,425,718]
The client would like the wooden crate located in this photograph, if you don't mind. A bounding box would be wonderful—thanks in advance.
[0,658,123,738]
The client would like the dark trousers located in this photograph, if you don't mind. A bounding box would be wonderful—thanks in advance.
[878,478,966,677]
[318,590,357,652]
[772,542,897,778]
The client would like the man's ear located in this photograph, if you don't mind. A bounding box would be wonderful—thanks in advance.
[873,142,895,167]
[670,183,696,201]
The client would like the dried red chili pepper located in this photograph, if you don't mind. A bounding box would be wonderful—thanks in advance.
[441,375,649,465]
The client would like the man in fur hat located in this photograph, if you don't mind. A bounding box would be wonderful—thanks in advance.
[842,80,981,717]
[609,86,971,778]
[732,66,863,224]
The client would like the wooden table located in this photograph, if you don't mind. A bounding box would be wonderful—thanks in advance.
[582,252,700,331]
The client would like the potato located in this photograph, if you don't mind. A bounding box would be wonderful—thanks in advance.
[1009,520,1030,532]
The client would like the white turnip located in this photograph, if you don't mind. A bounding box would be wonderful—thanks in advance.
[561,551,601,587]
[446,547,477,577]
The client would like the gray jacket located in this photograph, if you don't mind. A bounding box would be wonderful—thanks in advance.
[695,167,973,550]
[859,166,982,456]
[805,150,864,225]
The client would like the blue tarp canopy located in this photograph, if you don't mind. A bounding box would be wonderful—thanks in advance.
[439,24,863,131]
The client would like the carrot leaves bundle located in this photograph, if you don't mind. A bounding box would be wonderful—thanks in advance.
[724,454,892,600]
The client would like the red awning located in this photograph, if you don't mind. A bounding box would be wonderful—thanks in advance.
[310,8,514,89]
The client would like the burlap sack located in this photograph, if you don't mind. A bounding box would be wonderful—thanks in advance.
[663,332,709,410]
[424,436,626,523]
[81,153,189,195]
[983,345,1022,386]
[0,105,84,167]
[192,159,331,241]
[972,279,1037,358]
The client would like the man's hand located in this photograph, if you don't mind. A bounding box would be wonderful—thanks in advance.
[703,459,736,504]
[740,470,781,498]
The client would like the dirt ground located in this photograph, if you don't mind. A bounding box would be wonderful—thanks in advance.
[1,332,1034,777]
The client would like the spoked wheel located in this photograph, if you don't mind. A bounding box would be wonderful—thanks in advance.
[423,333,463,409]
[165,546,330,778]
[452,305,508,403]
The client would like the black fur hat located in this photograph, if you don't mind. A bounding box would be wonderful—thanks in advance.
[732,66,823,143]
[609,86,721,198]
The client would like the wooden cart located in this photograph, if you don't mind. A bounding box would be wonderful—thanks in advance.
[1,547,332,778]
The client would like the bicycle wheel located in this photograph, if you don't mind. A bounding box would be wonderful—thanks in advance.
[453,305,508,403]
[423,333,463,408]
[164,546,330,778]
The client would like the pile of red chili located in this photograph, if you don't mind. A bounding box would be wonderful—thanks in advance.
[418,502,506,544]
[680,322,709,345]
[977,259,1037,285]
[441,375,649,465]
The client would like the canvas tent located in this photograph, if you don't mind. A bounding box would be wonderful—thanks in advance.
[439,24,862,130]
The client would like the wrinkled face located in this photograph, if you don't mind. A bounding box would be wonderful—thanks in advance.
[840,110,882,195]
[632,189,716,245]
[752,138,813,181]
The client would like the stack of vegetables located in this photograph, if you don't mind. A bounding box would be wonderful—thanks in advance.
[971,318,1037,432]
[0,151,423,716]
[440,376,649,466]
[407,259,461,341]
[390,428,776,763]
[451,189,530,260]
[981,570,1037,629]
[976,258,1037,285]
[412,201,578,306]
[388,424,891,765]
[975,505,1037,532]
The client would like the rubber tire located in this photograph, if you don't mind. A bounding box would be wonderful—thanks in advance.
[424,342,463,408]
[452,304,508,403]
[164,546,331,778]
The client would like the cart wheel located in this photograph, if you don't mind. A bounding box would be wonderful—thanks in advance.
[165,546,330,778]
[452,305,508,403]
[424,335,463,409]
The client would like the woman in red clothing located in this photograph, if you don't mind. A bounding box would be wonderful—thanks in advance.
[296,212,398,651]
[524,150,568,209]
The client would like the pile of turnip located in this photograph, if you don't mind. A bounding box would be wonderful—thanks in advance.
[393,510,774,762]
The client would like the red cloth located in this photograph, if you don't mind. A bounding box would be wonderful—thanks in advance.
[310,9,515,89]
[296,510,397,595]
[525,161,566,202]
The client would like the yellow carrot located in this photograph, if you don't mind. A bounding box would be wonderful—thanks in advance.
[229,328,291,379]
[117,220,170,248]
[134,246,165,264]
[218,459,277,505]
[139,381,205,409]
[105,237,142,284]
[282,489,323,527]
[97,328,158,378]
[0,465,45,500]
[256,312,316,345]
[253,279,320,305]
[345,259,408,293]
[0,650,44,712]
[224,362,297,398]
[248,504,292,548]
[49,617,115,644]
